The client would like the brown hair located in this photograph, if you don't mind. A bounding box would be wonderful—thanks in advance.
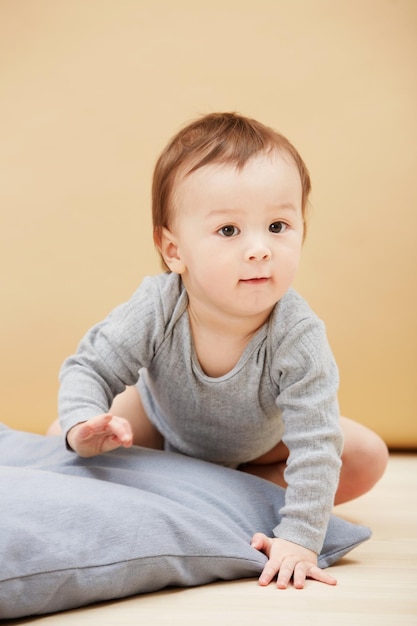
[152,112,311,270]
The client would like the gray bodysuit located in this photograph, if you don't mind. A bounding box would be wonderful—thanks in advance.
[59,272,343,553]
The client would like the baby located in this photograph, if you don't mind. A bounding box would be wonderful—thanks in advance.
[54,112,388,589]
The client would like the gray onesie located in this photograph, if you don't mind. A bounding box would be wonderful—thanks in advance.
[59,272,343,554]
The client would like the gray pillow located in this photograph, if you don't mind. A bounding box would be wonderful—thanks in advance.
[0,425,371,619]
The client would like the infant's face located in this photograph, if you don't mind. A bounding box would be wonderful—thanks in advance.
[163,150,304,326]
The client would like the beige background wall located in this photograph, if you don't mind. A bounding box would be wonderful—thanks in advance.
[1,0,416,447]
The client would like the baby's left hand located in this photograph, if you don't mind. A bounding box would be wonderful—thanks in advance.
[251,534,337,589]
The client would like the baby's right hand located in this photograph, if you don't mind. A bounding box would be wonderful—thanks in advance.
[66,413,133,457]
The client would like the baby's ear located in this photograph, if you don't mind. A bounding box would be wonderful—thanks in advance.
[158,228,186,274]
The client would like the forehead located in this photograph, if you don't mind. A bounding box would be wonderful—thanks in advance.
[173,150,303,210]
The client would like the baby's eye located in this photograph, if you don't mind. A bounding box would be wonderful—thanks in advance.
[269,221,287,234]
[218,225,240,237]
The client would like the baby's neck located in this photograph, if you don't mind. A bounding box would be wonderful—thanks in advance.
[187,303,272,378]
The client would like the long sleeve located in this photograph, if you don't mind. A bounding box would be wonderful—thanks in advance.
[58,275,175,440]
[269,311,343,554]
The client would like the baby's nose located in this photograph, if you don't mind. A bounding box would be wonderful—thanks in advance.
[245,242,272,262]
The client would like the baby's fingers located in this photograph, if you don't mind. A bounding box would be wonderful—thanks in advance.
[107,415,133,447]
[278,560,337,589]
[79,413,113,438]
[251,533,338,590]
[251,535,282,586]
[276,558,298,589]
[82,413,131,445]
[251,533,272,554]
[293,563,337,589]
[67,413,133,457]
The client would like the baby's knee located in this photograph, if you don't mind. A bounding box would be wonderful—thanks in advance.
[343,423,389,485]
[340,417,389,491]
[362,429,389,482]
[46,418,63,437]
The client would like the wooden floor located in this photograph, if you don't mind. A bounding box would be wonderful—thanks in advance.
[11,453,417,626]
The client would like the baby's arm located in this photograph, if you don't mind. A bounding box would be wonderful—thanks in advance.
[66,413,133,457]
[265,305,344,586]
[251,534,337,589]
[59,278,165,450]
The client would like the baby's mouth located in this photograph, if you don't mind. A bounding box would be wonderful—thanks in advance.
[240,277,270,285]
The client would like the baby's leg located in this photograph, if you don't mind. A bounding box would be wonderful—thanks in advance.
[239,442,288,487]
[46,419,64,436]
[334,416,388,504]
[240,416,389,505]
[111,385,164,449]
[46,386,164,450]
